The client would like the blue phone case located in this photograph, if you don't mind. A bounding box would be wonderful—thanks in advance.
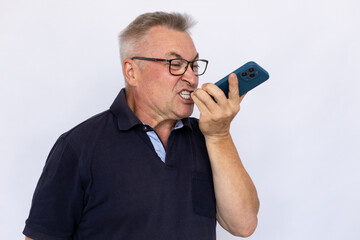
[215,61,269,97]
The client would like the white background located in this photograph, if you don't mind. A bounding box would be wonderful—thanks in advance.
[1,0,359,239]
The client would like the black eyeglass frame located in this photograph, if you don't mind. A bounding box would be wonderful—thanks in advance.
[131,56,209,76]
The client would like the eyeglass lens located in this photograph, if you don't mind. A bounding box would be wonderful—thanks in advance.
[170,59,207,76]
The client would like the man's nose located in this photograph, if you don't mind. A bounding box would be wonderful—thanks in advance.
[182,65,198,86]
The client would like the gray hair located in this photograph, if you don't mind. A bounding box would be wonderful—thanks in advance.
[118,11,196,63]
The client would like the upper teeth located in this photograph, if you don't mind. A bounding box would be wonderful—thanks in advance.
[180,90,191,99]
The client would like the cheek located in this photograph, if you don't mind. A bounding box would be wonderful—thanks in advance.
[138,66,179,98]
[138,78,166,103]
[149,75,177,94]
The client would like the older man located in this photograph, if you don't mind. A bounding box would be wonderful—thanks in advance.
[24,12,259,240]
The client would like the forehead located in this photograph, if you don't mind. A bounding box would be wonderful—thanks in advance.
[142,26,198,59]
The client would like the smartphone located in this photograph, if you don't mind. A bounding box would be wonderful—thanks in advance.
[215,61,269,97]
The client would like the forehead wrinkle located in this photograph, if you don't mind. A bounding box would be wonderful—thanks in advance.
[166,51,199,61]
[166,51,182,59]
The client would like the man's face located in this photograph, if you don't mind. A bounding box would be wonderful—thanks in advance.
[133,26,199,121]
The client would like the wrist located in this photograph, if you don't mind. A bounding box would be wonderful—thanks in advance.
[204,132,232,144]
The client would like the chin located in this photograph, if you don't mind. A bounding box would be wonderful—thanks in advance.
[177,108,194,119]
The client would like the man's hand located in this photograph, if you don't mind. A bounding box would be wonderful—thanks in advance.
[191,73,259,237]
[191,73,245,139]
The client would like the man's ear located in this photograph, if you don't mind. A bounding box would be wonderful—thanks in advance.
[123,58,138,87]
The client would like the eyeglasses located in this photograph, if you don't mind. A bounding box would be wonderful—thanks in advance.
[131,57,209,76]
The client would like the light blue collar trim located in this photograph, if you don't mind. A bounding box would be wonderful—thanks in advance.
[143,120,184,163]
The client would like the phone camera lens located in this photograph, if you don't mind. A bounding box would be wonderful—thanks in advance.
[249,73,256,78]
[241,72,247,77]
[248,68,255,72]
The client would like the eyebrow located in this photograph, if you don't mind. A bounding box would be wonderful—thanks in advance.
[167,52,199,61]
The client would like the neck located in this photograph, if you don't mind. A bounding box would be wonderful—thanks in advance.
[125,88,176,148]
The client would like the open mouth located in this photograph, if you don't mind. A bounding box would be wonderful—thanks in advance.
[179,90,191,100]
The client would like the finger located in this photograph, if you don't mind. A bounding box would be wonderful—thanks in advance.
[228,73,240,103]
[201,83,227,106]
[192,88,219,113]
[191,90,212,115]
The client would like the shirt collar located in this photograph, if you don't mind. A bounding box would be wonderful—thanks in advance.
[109,88,193,132]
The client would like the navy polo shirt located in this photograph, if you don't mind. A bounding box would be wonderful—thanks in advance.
[24,89,217,240]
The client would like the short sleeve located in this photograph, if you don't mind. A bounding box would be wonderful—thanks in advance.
[23,136,84,240]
